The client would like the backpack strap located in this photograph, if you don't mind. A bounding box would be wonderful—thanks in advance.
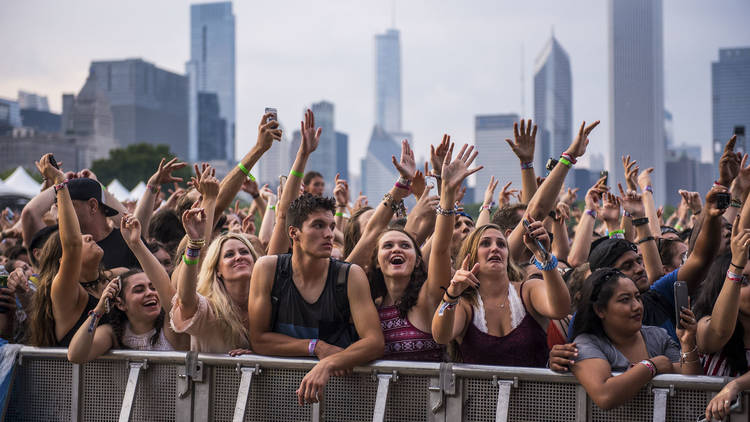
[333,259,352,321]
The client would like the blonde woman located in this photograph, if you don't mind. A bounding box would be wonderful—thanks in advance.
[170,167,258,353]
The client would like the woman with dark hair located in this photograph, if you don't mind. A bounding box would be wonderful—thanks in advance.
[343,206,373,258]
[29,154,121,347]
[570,268,702,410]
[67,215,189,363]
[694,219,750,377]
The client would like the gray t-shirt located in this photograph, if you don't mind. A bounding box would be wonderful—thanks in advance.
[573,326,680,372]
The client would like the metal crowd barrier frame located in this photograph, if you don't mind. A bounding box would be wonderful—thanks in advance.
[6,346,748,422]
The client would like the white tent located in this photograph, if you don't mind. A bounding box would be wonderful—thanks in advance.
[129,181,146,201]
[3,166,41,197]
[107,179,131,202]
[0,178,30,198]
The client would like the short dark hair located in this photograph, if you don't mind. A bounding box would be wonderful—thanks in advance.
[149,209,185,246]
[303,171,324,186]
[288,193,336,231]
[491,204,526,231]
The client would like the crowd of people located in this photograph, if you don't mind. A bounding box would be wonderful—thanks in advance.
[0,108,747,419]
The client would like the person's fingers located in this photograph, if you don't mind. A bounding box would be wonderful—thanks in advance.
[470,262,480,276]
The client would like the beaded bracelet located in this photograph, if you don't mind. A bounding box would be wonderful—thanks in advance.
[520,161,534,170]
[237,162,256,181]
[731,198,743,208]
[435,204,456,216]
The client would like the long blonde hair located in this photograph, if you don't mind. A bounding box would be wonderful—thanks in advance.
[197,233,258,347]
[29,231,63,346]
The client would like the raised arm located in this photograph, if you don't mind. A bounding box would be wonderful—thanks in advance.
[476,176,499,227]
[697,209,750,353]
[257,185,278,251]
[332,174,350,233]
[504,119,538,204]
[679,187,727,293]
[618,184,664,282]
[345,139,416,268]
[403,184,439,246]
[550,202,571,263]
[635,168,661,238]
[135,157,186,235]
[523,217,570,319]
[431,256,478,344]
[268,109,319,255]
[67,279,119,363]
[214,112,281,226]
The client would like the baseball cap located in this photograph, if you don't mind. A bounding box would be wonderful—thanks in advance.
[589,238,638,271]
[67,178,119,217]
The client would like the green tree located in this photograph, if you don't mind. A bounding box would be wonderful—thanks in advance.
[91,143,192,190]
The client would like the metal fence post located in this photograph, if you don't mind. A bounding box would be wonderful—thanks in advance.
[233,365,260,422]
[71,363,82,422]
[372,371,397,422]
[652,387,670,422]
[119,360,148,422]
[575,384,590,421]
[494,378,517,422]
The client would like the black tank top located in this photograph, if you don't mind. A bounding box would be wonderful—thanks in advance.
[270,254,358,349]
[57,293,99,347]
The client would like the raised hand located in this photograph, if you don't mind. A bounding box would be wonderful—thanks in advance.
[353,192,368,212]
[242,215,256,235]
[411,163,427,200]
[566,120,600,159]
[430,134,451,176]
[94,277,121,315]
[622,155,639,191]
[482,176,499,207]
[675,304,697,353]
[637,167,654,192]
[333,174,349,206]
[191,164,219,199]
[447,256,481,297]
[410,186,439,221]
[259,184,277,204]
[36,153,65,185]
[120,213,142,246]
[391,139,416,181]
[256,112,282,151]
[498,181,519,209]
[148,157,186,187]
[505,119,537,164]
[242,178,260,197]
[559,187,580,207]
[555,202,571,225]
[522,216,551,261]
[77,168,99,181]
[182,206,207,241]
[441,143,483,194]
[731,153,750,198]
[618,183,645,218]
[300,109,321,156]
[704,186,729,218]
[730,218,750,269]
[718,135,742,187]
[678,190,702,214]
[600,191,621,224]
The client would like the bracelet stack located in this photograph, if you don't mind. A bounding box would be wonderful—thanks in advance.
[147,183,160,194]
[237,162,256,182]
[308,339,318,356]
[435,204,456,216]
[532,254,559,271]
[382,193,407,217]
[559,153,576,168]
[395,176,411,191]
[608,229,625,239]
[184,238,205,265]
[480,202,493,211]
[680,345,699,366]
[87,310,102,333]
[438,299,459,316]
[639,359,657,377]
[54,179,69,193]
[727,270,744,284]
[520,161,534,170]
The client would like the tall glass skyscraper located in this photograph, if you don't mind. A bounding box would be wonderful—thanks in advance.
[474,114,520,203]
[187,2,235,163]
[375,29,402,134]
[608,0,665,205]
[712,48,750,173]
[534,34,572,173]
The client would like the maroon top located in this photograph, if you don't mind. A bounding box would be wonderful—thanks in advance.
[378,305,443,362]
[458,283,549,367]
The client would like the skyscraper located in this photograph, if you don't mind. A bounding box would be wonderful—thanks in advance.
[187,2,236,163]
[375,29,402,135]
[608,0,665,205]
[88,59,189,159]
[361,126,400,199]
[712,48,750,168]
[474,114,520,203]
[336,131,349,181]
[533,34,572,173]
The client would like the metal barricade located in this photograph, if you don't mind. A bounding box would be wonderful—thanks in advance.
[6,346,748,422]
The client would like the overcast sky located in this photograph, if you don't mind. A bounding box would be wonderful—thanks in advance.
[1,0,748,177]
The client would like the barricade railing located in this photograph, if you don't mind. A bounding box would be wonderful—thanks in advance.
[6,346,747,422]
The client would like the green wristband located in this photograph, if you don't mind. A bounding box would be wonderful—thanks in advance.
[237,162,256,181]
[290,169,304,178]
[558,156,572,167]
[182,254,199,266]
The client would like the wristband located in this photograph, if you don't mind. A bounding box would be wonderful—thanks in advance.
[520,161,534,170]
[185,247,201,258]
[268,205,276,211]
[54,180,69,193]
[395,182,411,191]
[480,203,493,211]
[639,359,657,377]
[335,211,350,218]
[87,310,102,333]
[560,152,577,164]
[623,210,632,218]
[251,192,260,200]
[713,181,727,189]
[731,262,745,270]
[608,229,625,239]
[644,185,653,195]
[558,156,572,167]
[183,254,199,266]
[290,169,304,178]
[237,162,256,181]
[440,286,461,300]
[636,236,655,245]
[727,270,744,284]
[438,299,459,316]
[631,217,649,227]
[731,198,743,208]
[435,204,456,216]
[532,254,558,271]
[584,209,597,220]
[674,224,684,231]
[147,183,160,194]
[308,339,318,356]
[335,203,348,208]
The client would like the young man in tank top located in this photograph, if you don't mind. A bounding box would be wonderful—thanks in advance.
[249,193,384,406]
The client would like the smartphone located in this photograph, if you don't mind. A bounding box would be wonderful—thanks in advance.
[674,281,689,329]
[523,219,548,260]
[600,170,609,185]
[545,158,558,172]
[265,107,278,123]
[716,191,731,210]
[49,154,60,170]
[424,176,438,197]
[0,271,7,314]
[4,207,13,222]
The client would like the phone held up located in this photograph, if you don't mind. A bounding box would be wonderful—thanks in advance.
[265,107,278,124]
[673,281,690,329]
[715,192,731,210]
[522,219,548,261]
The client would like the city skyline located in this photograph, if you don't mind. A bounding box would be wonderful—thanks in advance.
[1,0,748,181]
